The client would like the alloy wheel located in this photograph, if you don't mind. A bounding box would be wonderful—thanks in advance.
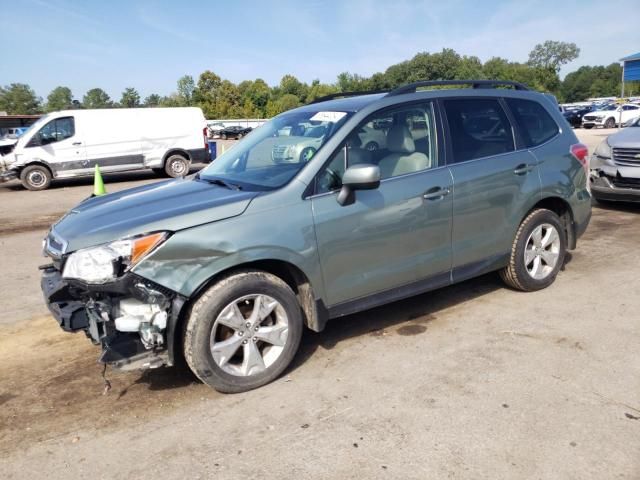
[210,294,289,376]
[524,223,561,280]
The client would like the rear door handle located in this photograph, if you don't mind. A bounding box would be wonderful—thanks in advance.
[423,187,450,200]
[514,163,534,175]
[72,141,82,145]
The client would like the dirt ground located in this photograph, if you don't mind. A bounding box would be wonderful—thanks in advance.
[0,130,638,479]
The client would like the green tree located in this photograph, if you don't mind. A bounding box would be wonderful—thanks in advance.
[46,86,73,112]
[279,74,308,99]
[0,83,41,114]
[120,87,141,108]
[306,79,338,102]
[144,93,162,107]
[177,75,195,106]
[528,40,580,73]
[83,88,112,108]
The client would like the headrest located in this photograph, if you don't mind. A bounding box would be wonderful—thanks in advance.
[386,125,415,153]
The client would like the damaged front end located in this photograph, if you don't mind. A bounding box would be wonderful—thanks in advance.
[40,230,186,371]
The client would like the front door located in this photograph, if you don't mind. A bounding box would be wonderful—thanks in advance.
[311,101,453,308]
[24,116,86,177]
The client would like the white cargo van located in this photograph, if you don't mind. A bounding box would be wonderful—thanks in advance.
[0,107,209,190]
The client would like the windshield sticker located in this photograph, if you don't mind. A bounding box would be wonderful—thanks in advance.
[310,111,347,123]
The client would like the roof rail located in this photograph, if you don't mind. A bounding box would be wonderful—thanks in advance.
[307,90,389,105]
[385,80,530,97]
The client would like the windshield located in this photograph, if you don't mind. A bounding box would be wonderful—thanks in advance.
[199,109,352,190]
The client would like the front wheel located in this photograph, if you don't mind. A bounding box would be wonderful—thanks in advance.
[184,270,303,393]
[499,209,566,292]
[20,164,52,191]
[604,117,616,129]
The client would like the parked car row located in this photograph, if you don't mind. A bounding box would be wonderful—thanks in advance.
[561,101,640,129]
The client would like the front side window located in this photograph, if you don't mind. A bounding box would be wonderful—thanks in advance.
[315,103,437,193]
[32,117,75,146]
[199,109,352,191]
[505,98,559,148]
[444,98,514,163]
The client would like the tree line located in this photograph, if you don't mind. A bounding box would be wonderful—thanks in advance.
[0,41,631,118]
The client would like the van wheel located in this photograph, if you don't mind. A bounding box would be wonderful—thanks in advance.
[20,165,52,191]
[604,118,615,129]
[499,209,566,292]
[184,270,303,393]
[164,154,190,178]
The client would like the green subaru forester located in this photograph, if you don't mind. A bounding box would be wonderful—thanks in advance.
[41,80,591,392]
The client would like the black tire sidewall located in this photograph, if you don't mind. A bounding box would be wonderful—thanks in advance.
[20,165,52,191]
[512,210,566,291]
[186,272,303,393]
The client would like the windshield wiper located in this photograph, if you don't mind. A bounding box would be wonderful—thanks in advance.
[200,176,242,190]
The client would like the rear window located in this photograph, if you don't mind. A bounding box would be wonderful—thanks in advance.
[505,98,559,148]
[443,98,515,163]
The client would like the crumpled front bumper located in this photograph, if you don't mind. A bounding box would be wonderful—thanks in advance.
[40,265,186,370]
[590,169,640,203]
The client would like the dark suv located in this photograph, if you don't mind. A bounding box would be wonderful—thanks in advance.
[41,80,591,392]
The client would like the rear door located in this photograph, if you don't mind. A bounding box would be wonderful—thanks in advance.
[83,111,144,173]
[442,97,541,281]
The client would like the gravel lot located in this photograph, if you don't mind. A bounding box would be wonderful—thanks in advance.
[0,129,638,479]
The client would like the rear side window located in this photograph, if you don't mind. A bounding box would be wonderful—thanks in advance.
[505,98,559,148]
[443,98,514,163]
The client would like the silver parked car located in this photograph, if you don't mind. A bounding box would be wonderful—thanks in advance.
[590,116,640,202]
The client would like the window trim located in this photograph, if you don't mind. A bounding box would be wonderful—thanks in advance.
[306,99,442,198]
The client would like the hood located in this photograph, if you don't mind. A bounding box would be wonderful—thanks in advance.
[607,126,640,149]
[52,177,258,252]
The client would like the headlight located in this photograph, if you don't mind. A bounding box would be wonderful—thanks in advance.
[594,139,612,159]
[63,232,168,284]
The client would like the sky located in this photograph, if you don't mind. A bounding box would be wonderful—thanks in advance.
[1,0,639,101]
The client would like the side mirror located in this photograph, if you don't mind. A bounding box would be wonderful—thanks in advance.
[337,164,380,206]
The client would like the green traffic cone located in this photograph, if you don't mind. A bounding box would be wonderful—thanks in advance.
[93,164,106,196]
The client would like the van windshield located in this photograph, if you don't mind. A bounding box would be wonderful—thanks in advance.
[199,110,352,190]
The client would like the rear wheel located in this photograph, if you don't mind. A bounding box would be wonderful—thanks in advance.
[604,117,616,129]
[20,164,52,191]
[164,154,190,178]
[184,270,303,393]
[500,209,566,292]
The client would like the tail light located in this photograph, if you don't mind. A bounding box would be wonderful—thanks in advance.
[203,127,209,151]
[570,143,589,174]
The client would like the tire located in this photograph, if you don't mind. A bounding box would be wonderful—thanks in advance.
[221,133,227,140]
[184,270,303,393]
[364,141,379,151]
[299,146,317,163]
[164,154,190,178]
[20,164,52,191]
[499,209,566,292]
[604,117,615,129]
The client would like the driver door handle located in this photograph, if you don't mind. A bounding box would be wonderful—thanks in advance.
[423,187,450,200]
[72,141,82,145]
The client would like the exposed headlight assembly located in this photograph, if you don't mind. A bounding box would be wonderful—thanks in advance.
[63,232,168,284]
[594,139,612,159]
